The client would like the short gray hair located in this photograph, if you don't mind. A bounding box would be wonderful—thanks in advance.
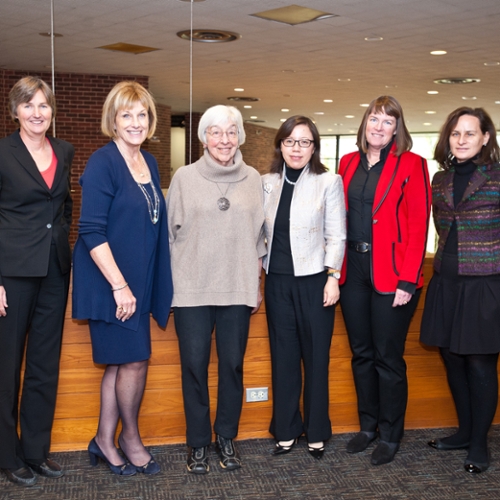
[198,105,246,146]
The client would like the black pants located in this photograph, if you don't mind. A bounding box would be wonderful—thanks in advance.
[0,245,69,469]
[339,250,420,442]
[265,272,335,443]
[174,305,251,448]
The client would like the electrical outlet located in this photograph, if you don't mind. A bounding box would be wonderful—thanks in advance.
[246,387,269,402]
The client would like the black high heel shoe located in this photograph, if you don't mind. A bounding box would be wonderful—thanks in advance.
[118,434,160,475]
[272,437,299,456]
[88,438,136,476]
[307,442,325,460]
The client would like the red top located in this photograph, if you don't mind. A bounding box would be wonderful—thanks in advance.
[338,145,432,293]
[40,142,57,189]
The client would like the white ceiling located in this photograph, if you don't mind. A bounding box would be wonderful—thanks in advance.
[2,0,500,134]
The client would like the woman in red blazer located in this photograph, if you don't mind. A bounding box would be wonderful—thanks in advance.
[338,96,431,465]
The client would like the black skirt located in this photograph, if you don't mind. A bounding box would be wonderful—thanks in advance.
[420,252,500,355]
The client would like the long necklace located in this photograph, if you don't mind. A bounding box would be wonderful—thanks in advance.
[115,140,158,223]
[137,181,160,224]
[216,183,230,211]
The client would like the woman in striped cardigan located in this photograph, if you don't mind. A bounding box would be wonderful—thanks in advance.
[421,107,500,474]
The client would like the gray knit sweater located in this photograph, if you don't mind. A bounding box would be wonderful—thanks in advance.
[166,149,266,307]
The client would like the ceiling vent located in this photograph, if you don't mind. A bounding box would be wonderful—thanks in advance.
[177,30,240,43]
[227,96,260,102]
[434,77,481,85]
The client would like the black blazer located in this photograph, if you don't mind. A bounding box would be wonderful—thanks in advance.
[0,130,74,285]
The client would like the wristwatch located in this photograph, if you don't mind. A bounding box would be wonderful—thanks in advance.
[327,269,341,280]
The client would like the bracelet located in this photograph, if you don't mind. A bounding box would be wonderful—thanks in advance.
[111,282,128,292]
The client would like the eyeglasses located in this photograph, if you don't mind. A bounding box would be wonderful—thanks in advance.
[282,138,314,148]
[207,128,238,141]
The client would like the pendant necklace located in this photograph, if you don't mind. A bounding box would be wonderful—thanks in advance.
[115,140,158,223]
[137,181,160,224]
[216,183,231,211]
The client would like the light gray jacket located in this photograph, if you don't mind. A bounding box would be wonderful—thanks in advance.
[262,166,346,276]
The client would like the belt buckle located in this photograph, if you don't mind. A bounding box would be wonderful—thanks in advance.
[357,242,369,253]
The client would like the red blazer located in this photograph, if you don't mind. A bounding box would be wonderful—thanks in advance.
[338,145,431,293]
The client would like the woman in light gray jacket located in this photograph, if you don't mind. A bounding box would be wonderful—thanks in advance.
[262,115,346,459]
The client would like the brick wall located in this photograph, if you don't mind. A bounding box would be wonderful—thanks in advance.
[0,70,171,245]
[144,103,171,189]
[240,123,277,174]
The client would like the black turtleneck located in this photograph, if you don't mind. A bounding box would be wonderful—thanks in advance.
[442,157,478,256]
[268,164,305,275]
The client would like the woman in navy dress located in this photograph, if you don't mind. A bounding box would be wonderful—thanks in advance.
[72,81,172,476]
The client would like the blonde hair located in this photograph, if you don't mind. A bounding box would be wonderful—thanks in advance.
[101,81,157,139]
[9,76,55,122]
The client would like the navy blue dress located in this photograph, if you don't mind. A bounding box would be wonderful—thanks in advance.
[72,142,173,364]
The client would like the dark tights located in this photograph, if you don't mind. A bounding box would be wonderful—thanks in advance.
[95,360,151,467]
[439,348,499,463]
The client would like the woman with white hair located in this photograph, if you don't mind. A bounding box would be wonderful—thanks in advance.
[166,105,265,474]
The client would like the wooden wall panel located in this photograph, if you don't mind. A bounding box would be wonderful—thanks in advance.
[45,259,500,452]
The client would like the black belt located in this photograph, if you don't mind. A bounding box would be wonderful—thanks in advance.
[348,241,371,253]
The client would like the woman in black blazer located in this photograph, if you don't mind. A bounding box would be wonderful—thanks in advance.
[0,77,74,486]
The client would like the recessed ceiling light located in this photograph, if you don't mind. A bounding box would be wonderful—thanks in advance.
[243,105,252,109]
[280,118,287,122]
[484,62,500,66]
[349,130,356,134]
[345,115,355,118]
[364,36,383,42]
[462,96,477,100]
[314,112,324,115]
[281,108,289,112]
[423,122,432,126]
[360,103,369,107]
[385,85,398,89]
[495,101,500,105]
[250,116,258,119]
[39,32,63,37]
[338,78,351,82]
[177,29,241,43]
[234,88,244,92]
[427,91,439,95]
[327,129,333,132]
[323,99,333,103]
[178,0,205,2]
[425,111,436,114]
[430,50,447,55]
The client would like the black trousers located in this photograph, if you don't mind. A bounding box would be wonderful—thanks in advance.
[265,272,335,443]
[339,249,420,443]
[0,245,69,469]
[174,305,251,448]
